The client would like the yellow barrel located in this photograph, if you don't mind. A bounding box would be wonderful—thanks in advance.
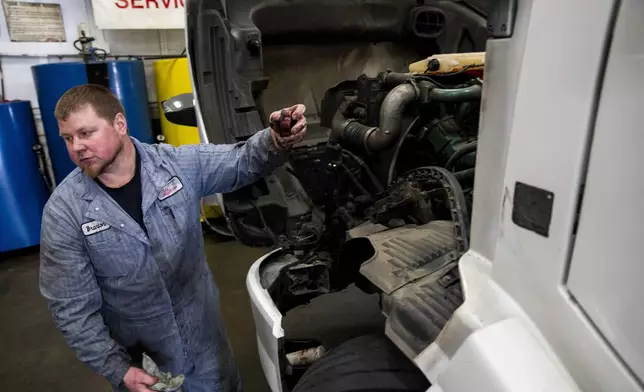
[154,57,222,220]
[153,57,201,147]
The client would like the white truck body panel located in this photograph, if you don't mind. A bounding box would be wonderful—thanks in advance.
[565,0,644,379]
[246,249,285,392]
[419,0,644,391]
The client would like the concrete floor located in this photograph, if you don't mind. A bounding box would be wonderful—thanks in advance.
[0,231,384,391]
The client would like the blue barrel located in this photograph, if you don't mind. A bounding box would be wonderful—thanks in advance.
[32,62,87,185]
[32,60,154,185]
[108,61,153,144]
[0,100,51,253]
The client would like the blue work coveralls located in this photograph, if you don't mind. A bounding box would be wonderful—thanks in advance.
[39,128,286,391]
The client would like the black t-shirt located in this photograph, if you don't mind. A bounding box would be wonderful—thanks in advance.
[98,149,145,231]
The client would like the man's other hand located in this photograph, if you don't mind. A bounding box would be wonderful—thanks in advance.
[269,104,307,150]
[123,366,158,392]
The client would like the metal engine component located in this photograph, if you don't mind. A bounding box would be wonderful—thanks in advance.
[286,253,332,297]
[252,67,481,307]
[327,71,483,153]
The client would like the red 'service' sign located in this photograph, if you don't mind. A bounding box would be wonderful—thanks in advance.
[92,0,186,29]
[114,0,185,9]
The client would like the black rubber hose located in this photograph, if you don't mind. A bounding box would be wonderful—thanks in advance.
[341,149,385,194]
[339,162,372,197]
[379,71,413,87]
[250,200,284,246]
[453,168,475,182]
[386,116,422,186]
[342,120,374,149]
[429,84,482,102]
[445,141,478,171]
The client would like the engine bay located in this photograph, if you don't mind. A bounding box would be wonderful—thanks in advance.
[222,56,482,361]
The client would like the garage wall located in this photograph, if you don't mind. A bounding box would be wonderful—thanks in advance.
[0,0,186,186]
[0,0,186,108]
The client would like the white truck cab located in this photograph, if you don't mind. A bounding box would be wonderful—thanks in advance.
[164,0,644,390]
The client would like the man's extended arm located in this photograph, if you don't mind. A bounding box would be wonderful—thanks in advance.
[194,127,288,196]
[39,204,131,388]
[159,104,307,197]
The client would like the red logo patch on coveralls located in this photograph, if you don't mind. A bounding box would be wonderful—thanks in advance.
[158,176,183,200]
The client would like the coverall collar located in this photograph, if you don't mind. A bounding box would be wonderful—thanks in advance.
[71,137,179,243]
[73,137,170,200]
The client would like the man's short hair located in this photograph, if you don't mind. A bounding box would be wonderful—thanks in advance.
[55,84,125,124]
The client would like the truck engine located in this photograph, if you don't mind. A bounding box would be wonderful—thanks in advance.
[220,54,483,378]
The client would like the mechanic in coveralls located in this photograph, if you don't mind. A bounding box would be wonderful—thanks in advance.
[39,84,307,392]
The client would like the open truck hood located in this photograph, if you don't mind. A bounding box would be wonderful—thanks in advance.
[165,0,490,247]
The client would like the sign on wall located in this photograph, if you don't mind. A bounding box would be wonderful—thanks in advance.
[3,2,66,42]
[91,0,186,30]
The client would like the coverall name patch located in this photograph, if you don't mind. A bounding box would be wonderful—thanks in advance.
[82,220,111,236]
[158,176,183,200]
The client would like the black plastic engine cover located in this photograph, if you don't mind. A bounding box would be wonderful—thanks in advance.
[342,220,463,357]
